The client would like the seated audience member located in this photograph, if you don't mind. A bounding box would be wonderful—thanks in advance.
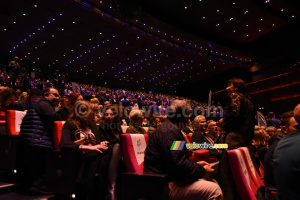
[102,106,122,140]
[192,115,221,158]
[57,92,83,121]
[144,100,222,200]
[191,116,209,143]
[60,101,121,200]
[147,117,161,136]
[265,126,277,138]
[19,92,28,100]
[253,127,269,164]
[264,111,297,188]
[267,112,280,129]
[0,87,17,134]
[181,118,194,136]
[274,104,300,200]
[126,109,147,134]
[14,88,42,111]
[19,88,62,192]
[207,120,219,141]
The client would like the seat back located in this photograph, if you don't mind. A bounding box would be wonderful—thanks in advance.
[238,147,264,187]
[121,126,129,133]
[6,110,26,135]
[121,134,149,173]
[143,127,149,133]
[183,133,192,143]
[53,121,66,150]
[187,133,192,143]
[121,125,149,134]
[227,149,258,200]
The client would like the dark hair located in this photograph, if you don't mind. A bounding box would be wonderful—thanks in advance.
[228,78,247,94]
[28,88,42,99]
[280,111,294,127]
[0,88,16,107]
[42,88,52,97]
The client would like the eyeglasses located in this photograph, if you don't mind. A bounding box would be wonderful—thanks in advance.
[49,93,60,97]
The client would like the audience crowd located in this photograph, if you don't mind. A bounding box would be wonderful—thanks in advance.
[0,62,299,200]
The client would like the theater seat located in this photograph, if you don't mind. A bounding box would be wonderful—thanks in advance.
[121,134,169,200]
[53,121,66,151]
[121,125,149,134]
[238,147,264,187]
[182,133,192,143]
[121,134,148,173]
[227,149,258,200]
[238,147,277,198]
[121,126,129,134]
[6,110,26,135]
[45,121,76,195]
[0,110,25,171]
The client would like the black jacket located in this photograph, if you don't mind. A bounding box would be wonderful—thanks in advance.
[14,99,30,111]
[144,119,206,185]
[20,97,61,149]
[223,92,255,145]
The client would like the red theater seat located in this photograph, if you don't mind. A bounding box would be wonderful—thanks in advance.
[121,133,148,173]
[6,110,26,135]
[121,134,169,200]
[238,147,264,187]
[227,149,258,200]
[53,121,65,150]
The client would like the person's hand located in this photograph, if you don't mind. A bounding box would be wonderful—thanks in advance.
[197,161,209,166]
[197,161,214,179]
[74,138,85,145]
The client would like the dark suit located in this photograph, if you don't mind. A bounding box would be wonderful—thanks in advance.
[192,131,220,158]
[144,119,206,184]
[14,99,30,111]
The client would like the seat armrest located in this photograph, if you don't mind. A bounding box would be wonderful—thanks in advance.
[265,187,278,191]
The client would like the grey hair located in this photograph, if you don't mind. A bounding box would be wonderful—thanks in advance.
[167,100,191,119]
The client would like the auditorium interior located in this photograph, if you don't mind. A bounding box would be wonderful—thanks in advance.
[0,0,300,199]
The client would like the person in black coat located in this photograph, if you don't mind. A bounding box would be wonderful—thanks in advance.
[19,88,61,193]
[14,88,41,111]
[221,78,255,200]
[60,100,121,200]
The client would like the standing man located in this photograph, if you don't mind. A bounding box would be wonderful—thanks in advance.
[19,88,61,193]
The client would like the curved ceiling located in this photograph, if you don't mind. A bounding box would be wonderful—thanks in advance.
[0,0,299,98]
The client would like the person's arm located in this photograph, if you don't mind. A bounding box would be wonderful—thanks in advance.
[60,122,108,152]
[230,93,241,117]
[60,121,80,150]
[165,131,206,180]
[36,100,62,121]
[191,131,204,143]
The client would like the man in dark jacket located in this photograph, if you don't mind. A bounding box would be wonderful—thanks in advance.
[19,87,61,193]
[14,88,42,111]
[144,100,222,199]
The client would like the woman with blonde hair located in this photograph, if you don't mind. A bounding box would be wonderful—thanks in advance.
[126,109,147,134]
[253,128,269,164]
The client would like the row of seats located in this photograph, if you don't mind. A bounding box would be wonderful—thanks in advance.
[1,110,272,199]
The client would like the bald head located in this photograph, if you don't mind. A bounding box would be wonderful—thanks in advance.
[294,104,300,124]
